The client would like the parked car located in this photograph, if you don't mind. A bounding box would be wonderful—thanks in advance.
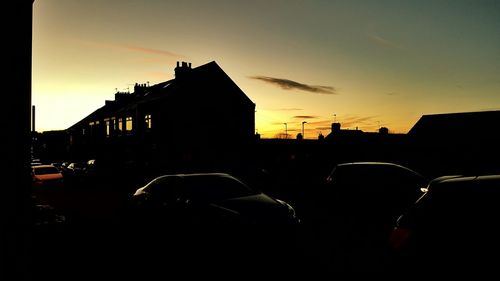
[317,161,428,273]
[66,162,87,174]
[32,164,64,188]
[324,161,427,225]
[63,162,88,182]
[127,172,302,275]
[390,174,500,274]
[130,172,300,226]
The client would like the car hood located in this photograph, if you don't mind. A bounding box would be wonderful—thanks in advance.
[214,193,291,223]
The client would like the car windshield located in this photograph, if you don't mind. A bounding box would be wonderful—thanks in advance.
[34,166,60,175]
[329,164,426,193]
[70,163,86,168]
[184,175,258,202]
[145,174,258,202]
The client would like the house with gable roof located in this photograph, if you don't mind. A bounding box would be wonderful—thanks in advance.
[67,61,256,173]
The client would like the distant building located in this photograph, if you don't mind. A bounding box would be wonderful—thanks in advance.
[324,122,381,141]
[67,61,255,172]
[407,110,500,176]
[323,121,407,165]
[33,130,70,163]
[408,110,500,142]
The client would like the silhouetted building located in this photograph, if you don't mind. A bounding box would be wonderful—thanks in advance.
[67,61,255,173]
[33,130,70,163]
[379,127,389,135]
[408,110,500,142]
[324,122,365,141]
[323,121,407,166]
[407,110,500,177]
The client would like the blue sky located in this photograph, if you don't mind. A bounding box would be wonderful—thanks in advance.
[33,0,500,138]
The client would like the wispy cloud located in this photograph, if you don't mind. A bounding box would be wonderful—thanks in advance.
[123,45,184,57]
[367,34,403,50]
[293,115,318,119]
[75,39,185,58]
[250,76,336,94]
[339,115,379,129]
[274,108,303,111]
[479,107,500,111]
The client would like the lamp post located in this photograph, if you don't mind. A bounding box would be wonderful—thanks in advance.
[302,121,307,138]
[284,123,288,139]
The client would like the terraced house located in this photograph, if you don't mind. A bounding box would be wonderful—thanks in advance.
[67,61,256,172]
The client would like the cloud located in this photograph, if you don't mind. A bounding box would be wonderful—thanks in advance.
[479,107,500,111]
[339,115,379,129]
[367,34,403,50]
[293,115,318,119]
[250,76,336,94]
[75,39,185,58]
[123,45,184,57]
[274,108,303,111]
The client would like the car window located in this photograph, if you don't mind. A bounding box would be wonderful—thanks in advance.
[185,175,258,202]
[145,176,184,200]
[330,164,425,190]
[34,166,60,175]
[403,179,500,229]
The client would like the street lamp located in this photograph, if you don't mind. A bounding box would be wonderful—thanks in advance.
[302,121,307,138]
[283,123,288,139]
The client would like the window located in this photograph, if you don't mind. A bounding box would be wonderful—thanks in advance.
[117,118,123,134]
[126,116,133,133]
[33,166,60,175]
[104,118,110,137]
[112,117,119,134]
[145,114,152,130]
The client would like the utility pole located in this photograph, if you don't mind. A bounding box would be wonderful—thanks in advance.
[283,123,288,139]
[32,105,35,133]
[302,121,307,138]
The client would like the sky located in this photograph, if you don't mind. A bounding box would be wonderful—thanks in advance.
[32,0,500,138]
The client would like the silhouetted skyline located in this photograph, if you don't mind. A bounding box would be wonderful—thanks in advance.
[33,0,500,138]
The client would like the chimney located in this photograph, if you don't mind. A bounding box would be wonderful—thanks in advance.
[331,122,341,133]
[379,127,389,135]
[174,61,192,79]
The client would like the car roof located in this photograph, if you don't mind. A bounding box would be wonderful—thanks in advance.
[332,161,424,177]
[155,173,237,179]
[427,174,500,192]
[176,172,234,177]
[336,161,412,168]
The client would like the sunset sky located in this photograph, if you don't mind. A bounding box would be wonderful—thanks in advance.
[33,0,500,138]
